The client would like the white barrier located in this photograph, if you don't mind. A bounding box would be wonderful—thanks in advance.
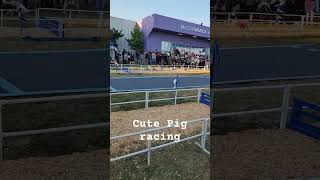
[110,64,210,72]
[0,92,108,160]
[110,117,210,166]
[212,12,320,26]
[212,83,320,129]
[110,87,210,110]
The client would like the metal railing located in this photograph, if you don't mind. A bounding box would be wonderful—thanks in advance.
[212,83,320,129]
[110,118,210,166]
[110,64,210,72]
[110,87,210,110]
[0,8,108,37]
[110,88,210,165]
[212,12,320,26]
[0,92,108,160]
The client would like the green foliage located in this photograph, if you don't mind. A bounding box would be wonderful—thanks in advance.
[126,23,144,52]
[110,28,124,47]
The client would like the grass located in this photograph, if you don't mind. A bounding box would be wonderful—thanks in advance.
[110,138,209,180]
[0,37,105,51]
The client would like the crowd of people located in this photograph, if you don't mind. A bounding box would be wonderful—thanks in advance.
[112,48,209,67]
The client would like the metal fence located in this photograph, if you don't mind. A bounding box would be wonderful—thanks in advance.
[110,117,210,166]
[212,83,320,130]
[110,64,210,72]
[110,87,210,110]
[110,87,210,165]
[0,8,109,37]
[0,92,108,160]
[212,12,320,26]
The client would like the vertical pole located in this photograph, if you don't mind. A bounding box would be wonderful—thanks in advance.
[174,90,178,105]
[201,118,208,149]
[0,103,3,160]
[145,91,149,108]
[228,12,231,23]
[197,89,202,103]
[147,132,151,166]
[68,10,72,19]
[1,10,3,27]
[280,86,290,129]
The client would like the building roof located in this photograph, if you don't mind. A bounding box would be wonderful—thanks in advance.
[141,14,210,39]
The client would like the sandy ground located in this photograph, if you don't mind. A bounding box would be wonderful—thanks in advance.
[212,129,320,179]
[110,103,209,156]
[0,149,108,180]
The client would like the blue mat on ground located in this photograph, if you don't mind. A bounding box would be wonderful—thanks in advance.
[38,17,63,37]
[288,98,320,139]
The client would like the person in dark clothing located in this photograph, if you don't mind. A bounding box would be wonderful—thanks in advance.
[122,49,126,63]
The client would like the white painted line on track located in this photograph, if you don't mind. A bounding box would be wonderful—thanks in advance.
[0,88,107,97]
[212,75,320,85]
[308,49,320,51]
[0,76,22,93]
[110,86,117,92]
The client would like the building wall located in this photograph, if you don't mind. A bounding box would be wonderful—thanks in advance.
[110,16,137,51]
[146,31,210,52]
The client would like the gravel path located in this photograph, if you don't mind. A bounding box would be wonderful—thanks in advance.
[0,149,107,180]
[212,129,320,179]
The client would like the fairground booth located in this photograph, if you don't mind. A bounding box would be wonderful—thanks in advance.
[110,14,210,56]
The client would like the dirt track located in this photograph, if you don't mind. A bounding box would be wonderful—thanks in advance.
[0,149,107,180]
[212,129,320,179]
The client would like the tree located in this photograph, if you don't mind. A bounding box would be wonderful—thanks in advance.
[110,28,123,47]
[126,24,144,52]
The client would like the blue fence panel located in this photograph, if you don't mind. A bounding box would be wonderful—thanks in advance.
[288,98,320,139]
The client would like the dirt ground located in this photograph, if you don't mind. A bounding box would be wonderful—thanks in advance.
[110,103,210,156]
[212,129,320,179]
[0,149,108,180]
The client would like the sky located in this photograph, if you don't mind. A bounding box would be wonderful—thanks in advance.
[110,0,210,27]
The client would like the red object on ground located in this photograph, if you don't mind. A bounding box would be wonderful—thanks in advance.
[238,20,247,30]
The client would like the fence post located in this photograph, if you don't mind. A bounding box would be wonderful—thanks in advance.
[228,12,231,23]
[197,89,202,103]
[280,86,290,129]
[201,118,208,149]
[145,91,149,108]
[1,10,3,27]
[147,132,151,166]
[0,103,3,160]
[174,90,178,105]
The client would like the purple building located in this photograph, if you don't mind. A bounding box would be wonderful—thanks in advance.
[140,14,210,55]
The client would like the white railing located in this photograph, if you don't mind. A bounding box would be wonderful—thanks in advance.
[0,92,108,160]
[110,118,210,166]
[110,64,210,72]
[212,83,320,129]
[110,87,210,110]
[110,88,210,166]
[212,12,320,26]
[0,8,108,31]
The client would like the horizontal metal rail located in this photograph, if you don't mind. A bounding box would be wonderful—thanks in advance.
[212,83,320,129]
[110,87,210,110]
[0,92,107,160]
[110,118,210,164]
